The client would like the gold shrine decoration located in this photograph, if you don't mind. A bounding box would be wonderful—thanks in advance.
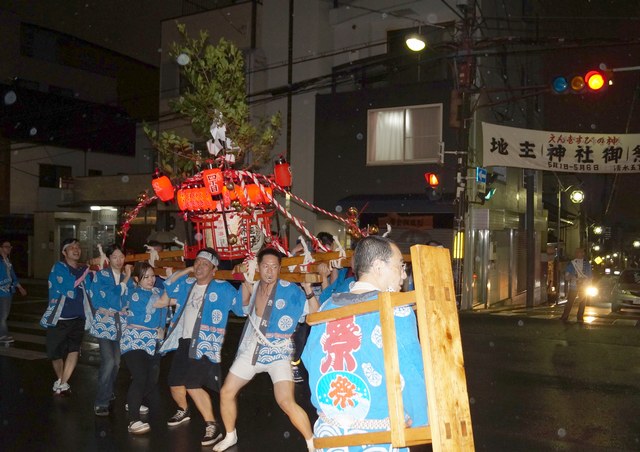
[306,245,475,451]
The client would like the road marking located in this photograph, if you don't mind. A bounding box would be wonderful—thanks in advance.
[612,319,638,326]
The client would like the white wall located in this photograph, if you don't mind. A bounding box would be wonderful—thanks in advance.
[10,143,139,214]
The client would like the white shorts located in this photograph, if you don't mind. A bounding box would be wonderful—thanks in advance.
[229,346,293,383]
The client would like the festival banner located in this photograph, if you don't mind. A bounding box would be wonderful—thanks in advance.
[482,122,640,173]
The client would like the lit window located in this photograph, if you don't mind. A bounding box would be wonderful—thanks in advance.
[367,103,442,165]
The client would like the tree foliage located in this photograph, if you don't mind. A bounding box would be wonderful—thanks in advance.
[145,23,281,179]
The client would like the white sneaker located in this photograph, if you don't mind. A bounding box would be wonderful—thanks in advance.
[128,420,150,434]
[56,382,71,396]
[52,379,61,392]
[213,430,237,452]
[125,404,149,415]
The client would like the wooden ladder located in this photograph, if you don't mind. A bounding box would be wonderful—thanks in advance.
[306,244,475,451]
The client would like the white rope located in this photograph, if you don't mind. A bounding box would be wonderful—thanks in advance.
[330,235,347,269]
[144,244,160,268]
[288,235,315,272]
[243,256,258,285]
[382,223,392,238]
[96,244,108,268]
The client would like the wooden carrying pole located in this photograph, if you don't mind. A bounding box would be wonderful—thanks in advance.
[306,245,475,451]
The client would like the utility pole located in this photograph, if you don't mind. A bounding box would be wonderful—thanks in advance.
[456,0,476,309]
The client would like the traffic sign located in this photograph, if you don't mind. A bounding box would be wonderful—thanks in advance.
[476,167,487,194]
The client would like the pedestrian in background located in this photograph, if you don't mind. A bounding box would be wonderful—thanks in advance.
[40,238,93,395]
[88,244,131,416]
[560,247,593,324]
[0,238,27,343]
[120,262,168,435]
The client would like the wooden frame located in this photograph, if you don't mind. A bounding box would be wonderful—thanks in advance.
[306,245,475,451]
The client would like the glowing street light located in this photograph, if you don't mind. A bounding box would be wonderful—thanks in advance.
[569,189,585,204]
[593,225,603,235]
[634,240,640,248]
[593,245,601,251]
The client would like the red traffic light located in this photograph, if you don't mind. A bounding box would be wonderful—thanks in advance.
[551,69,610,94]
[585,70,605,91]
[424,172,439,188]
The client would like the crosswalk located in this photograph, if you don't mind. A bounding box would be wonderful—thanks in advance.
[478,302,640,327]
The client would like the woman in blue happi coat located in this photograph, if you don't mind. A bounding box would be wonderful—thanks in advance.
[120,261,169,435]
[88,244,130,416]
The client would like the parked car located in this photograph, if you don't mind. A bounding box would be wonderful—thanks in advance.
[611,269,640,313]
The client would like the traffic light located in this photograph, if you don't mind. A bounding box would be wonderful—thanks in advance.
[551,69,612,94]
[424,172,439,188]
[476,172,498,203]
[424,172,442,200]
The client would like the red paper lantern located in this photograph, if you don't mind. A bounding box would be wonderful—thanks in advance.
[221,184,249,207]
[246,184,262,205]
[152,173,174,202]
[202,168,223,195]
[177,189,189,210]
[274,156,292,187]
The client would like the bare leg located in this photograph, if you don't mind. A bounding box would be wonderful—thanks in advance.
[187,388,214,422]
[61,351,79,384]
[273,380,313,440]
[52,359,64,380]
[214,373,250,451]
[170,385,189,410]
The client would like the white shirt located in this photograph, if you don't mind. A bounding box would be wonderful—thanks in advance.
[180,284,207,339]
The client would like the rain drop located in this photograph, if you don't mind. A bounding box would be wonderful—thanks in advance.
[99,430,107,438]
[335,205,343,213]
[29,127,37,136]
[517,320,524,327]
[194,232,203,241]
[590,123,597,130]
[489,341,495,347]
[557,428,567,438]
[283,431,290,439]
[121,175,130,183]
[469,397,475,404]
[356,132,363,140]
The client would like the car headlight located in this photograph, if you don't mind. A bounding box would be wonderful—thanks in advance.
[585,286,599,297]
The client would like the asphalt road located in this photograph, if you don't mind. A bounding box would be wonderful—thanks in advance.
[2,282,640,451]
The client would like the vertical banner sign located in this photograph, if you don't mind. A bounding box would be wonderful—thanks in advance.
[482,122,640,173]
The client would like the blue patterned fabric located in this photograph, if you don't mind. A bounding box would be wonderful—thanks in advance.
[40,261,93,330]
[160,275,242,363]
[0,257,19,296]
[88,269,126,340]
[120,287,167,356]
[319,268,355,304]
[302,290,428,452]
[237,279,308,365]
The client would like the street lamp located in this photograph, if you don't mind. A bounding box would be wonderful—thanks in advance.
[405,32,427,51]
[633,240,640,248]
[569,189,585,204]
[593,225,604,235]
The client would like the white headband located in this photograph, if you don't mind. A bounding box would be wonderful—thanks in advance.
[196,250,219,267]
[62,241,78,253]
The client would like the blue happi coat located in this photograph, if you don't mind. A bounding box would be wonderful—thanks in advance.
[238,279,309,365]
[302,290,428,452]
[88,268,127,340]
[160,274,242,363]
[318,268,355,304]
[40,261,93,330]
[0,257,19,297]
[120,286,167,356]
